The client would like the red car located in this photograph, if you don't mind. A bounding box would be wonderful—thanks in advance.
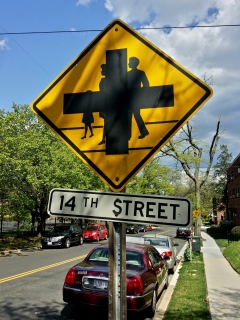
[146,225,152,231]
[63,243,169,318]
[83,223,108,241]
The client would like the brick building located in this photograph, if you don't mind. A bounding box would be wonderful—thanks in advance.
[227,153,240,226]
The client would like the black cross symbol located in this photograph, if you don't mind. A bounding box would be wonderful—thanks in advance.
[63,49,174,155]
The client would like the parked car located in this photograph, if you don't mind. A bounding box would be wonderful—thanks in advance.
[126,224,139,234]
[138,225,148,232]
[63,242,169,318]
[146,225,152,231]
[83,223,108,241]
[141,234,179,274]
[41,224,83,249]
[176,226,191,238]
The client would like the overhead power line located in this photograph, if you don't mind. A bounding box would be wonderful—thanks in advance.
[0,24,240,36]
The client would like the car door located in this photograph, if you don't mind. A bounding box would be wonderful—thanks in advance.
[169,238,177,263]
[70,226,77,243]
[148,247,166,290]
[98,225,103,239]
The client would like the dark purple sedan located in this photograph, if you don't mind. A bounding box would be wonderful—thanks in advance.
[63,242,169,318]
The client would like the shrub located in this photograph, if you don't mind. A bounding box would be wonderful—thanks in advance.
[219,221,236,234]
[207,225,221,234]
[231,226,240,236]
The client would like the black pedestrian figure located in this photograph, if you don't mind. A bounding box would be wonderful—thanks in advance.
[98,64,107,145]
[81,90,94,139]
[127,57,149,139]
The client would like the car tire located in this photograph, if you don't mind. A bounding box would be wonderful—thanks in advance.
[97,235,100,241]
[79,235,83,245]
[64,238,71,248]
[169,266,174,275]
[105,234,108,240]
[147,289,157,318]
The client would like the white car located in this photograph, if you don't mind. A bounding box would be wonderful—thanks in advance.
[141,234,179,274]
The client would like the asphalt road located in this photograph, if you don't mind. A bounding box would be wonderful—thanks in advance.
[0,225,186,320]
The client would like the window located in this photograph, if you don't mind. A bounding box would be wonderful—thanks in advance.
[148,248,160,266]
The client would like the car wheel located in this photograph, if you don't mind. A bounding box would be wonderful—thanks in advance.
[64,238,71,248]
[79,235,83,245]
[147,289,157,318]
[169,266,174,275]
[97,235,100,241]
[105,233,108,240]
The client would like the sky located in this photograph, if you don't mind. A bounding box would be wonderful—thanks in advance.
[0,0,240,166]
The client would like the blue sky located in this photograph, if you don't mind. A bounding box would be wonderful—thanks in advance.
[1,0,240,164]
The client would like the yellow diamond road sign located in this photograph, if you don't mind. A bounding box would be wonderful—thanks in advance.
[31,19,213,192]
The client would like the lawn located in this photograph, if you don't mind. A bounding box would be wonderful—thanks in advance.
[163,252,211,320]
[0,231,41,251]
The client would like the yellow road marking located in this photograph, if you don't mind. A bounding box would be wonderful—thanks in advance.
[0,254,86,284]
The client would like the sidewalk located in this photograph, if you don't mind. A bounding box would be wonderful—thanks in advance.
[201,229,240,320]
[155,228,240,320]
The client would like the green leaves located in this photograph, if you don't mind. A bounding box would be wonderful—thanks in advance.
[0,104,104,233]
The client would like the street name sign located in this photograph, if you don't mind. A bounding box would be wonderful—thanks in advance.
[47,188,192,227]
[31,19,213,192]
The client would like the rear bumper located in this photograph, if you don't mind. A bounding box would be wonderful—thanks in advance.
[63,286,151,312]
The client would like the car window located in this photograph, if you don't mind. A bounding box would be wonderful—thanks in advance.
[50,226,69,233]
[88,248,109,262]
[148,248,160,266]
[126,251,143,267]
[85,226,98,231]
[143,237,168,247]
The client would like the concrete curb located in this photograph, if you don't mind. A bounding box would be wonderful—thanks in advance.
[0,247,42,256]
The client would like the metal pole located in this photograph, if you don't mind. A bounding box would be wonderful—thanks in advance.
[108,191,127,320]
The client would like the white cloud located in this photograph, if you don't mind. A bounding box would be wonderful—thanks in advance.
[103,0,240,160]
[76,0,92,6]
[0,38,8,51]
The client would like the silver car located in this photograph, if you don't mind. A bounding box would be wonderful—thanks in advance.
[141,234,179,274]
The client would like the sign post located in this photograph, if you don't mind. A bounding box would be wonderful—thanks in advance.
[32,18,211,320]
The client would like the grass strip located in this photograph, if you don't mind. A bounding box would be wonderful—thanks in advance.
[163,252,211,320]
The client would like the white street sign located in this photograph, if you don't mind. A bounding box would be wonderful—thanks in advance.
[48,188,192,227]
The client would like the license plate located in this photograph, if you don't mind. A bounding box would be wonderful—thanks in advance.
[94,279,108,289]
[84,235,88,238]
[47,242,52,245]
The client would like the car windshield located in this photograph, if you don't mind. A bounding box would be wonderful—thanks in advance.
[87,248,143,267]
[49,226,70,233]
[85,226,98,231]
[143,237,168,247]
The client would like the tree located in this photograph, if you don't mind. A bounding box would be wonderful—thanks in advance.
[213,144,232,219]
[159,119,221,216]
[0,104,105,235]
[126,158,179,195]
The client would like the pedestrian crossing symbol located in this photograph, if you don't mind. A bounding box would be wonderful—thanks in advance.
[31,19,213,192]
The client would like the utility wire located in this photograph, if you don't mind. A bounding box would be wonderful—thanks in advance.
[0,24,240,35]
[0,25,53,79]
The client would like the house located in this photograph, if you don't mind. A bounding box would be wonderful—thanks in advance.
[227,153,240,226]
